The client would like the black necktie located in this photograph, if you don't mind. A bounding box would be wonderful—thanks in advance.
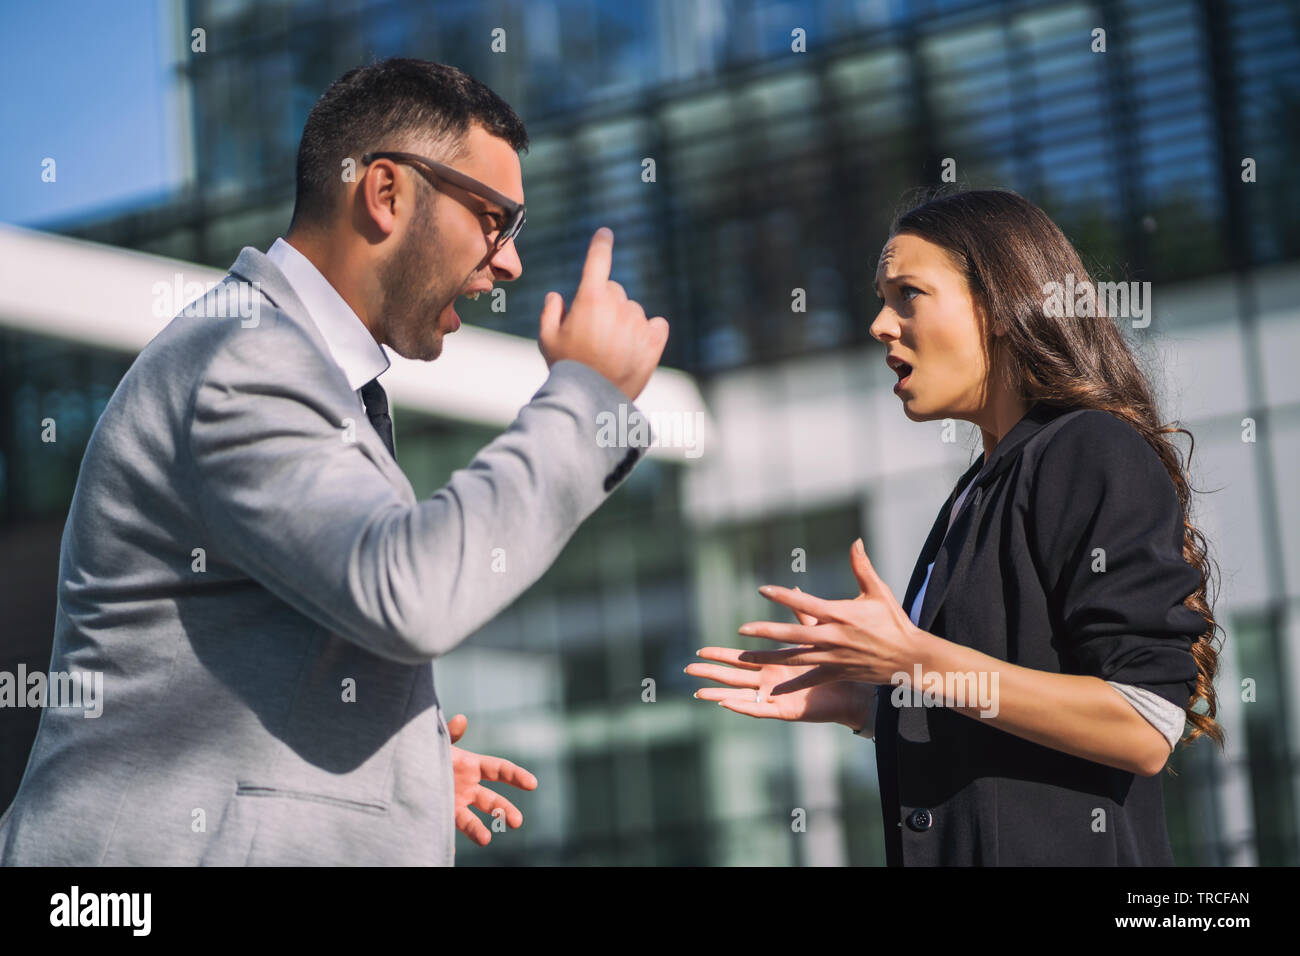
[360,377,395,459]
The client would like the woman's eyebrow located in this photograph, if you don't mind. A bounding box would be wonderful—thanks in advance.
[875,273,924,295]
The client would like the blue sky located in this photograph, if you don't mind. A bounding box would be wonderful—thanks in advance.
[0,0,180,228]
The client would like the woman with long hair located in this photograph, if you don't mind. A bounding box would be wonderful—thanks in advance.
[690,189,1224,865]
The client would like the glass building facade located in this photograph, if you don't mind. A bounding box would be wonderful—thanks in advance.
[3,0,1299,865]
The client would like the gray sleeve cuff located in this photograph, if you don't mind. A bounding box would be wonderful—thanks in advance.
[853,684,878,740]
[856,682,1183,749]
[1106,681,1186,751]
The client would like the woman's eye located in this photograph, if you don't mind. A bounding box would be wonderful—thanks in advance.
[900,285,922,302]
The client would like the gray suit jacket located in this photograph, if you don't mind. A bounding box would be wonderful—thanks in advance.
[0,246,644,865]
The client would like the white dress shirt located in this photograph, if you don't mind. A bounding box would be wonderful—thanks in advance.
[266,237,390,416]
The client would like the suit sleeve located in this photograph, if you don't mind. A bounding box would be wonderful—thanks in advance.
[1028,411,1202,710]
[187,318,644,665]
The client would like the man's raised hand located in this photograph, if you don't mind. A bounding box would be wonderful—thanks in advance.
[538,227,669,401]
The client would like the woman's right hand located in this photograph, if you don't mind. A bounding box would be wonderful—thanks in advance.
[687,600,874,729]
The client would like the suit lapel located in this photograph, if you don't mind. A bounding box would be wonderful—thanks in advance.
[224,246,412,492]
[228,246,318,344]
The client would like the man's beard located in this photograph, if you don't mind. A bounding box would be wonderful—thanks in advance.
[378,193,458,361]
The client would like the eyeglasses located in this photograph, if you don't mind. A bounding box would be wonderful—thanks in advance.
[362,150,526,252]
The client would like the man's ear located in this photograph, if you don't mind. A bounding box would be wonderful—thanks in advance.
[355,157,405,240]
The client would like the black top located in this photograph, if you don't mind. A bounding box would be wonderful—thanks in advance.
[873,401,1203,866]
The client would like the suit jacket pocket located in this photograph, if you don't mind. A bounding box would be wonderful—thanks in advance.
[234,783,389,814]
[202,783,395,865]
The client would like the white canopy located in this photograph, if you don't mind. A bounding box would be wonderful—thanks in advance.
[0,222,711,461]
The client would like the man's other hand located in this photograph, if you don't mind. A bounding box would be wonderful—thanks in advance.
[447,713,539,847]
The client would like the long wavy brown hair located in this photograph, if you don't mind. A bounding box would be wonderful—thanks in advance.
[891,188,1224,754]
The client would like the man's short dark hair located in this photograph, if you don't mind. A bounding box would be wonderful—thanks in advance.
[290,58,528,231]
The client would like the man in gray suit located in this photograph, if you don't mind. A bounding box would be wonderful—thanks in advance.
[0,59,667,865]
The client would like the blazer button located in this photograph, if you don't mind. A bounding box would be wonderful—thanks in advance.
[907,808,933,831]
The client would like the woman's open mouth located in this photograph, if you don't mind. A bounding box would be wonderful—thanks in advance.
[887,355,913,393]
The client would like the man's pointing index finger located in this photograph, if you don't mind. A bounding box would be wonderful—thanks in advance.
[578,227,614,292]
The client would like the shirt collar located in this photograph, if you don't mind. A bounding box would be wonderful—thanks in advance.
[266,237,390,392]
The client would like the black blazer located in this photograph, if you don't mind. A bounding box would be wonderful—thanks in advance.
[873,401,1203,866]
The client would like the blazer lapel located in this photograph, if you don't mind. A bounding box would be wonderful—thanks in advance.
[909,401,1075,634]
[913,463,983,633]
[900,464,976,615]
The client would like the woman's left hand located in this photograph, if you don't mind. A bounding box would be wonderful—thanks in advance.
[737,538,934,694]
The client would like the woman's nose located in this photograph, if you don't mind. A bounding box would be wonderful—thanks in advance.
[870,308,898,343]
